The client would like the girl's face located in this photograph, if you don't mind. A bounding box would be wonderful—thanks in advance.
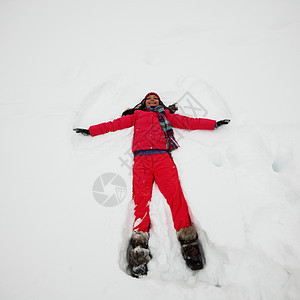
[145,94,159,107]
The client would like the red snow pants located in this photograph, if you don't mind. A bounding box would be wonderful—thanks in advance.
[132,153,191,232]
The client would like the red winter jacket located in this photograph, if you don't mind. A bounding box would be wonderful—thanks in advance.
[89,110,216,152]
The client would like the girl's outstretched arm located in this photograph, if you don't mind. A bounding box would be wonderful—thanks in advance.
[166,111,217,130]
[88,112,136,136]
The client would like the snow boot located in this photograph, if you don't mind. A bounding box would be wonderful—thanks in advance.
[177,225,205,271]
[127,231,151,278]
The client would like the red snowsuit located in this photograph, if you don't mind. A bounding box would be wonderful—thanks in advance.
[89,110,216,232]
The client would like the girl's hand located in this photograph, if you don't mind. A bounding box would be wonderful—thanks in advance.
[73,128,90,136]
[215,119,230,129]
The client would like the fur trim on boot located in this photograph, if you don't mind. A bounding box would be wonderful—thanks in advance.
[176,226,205,271]
[130,231,149,249]
[176,226,198,245]
[127,231,151,278]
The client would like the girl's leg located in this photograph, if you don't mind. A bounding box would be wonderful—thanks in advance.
[153,154,205,271]
[132,155,154,232]
[154,154,191,231]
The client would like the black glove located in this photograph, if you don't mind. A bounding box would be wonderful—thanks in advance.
[73,128,90,136]
[215,119,230,128]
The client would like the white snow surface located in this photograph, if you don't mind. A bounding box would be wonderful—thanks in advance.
[1,0,300,299]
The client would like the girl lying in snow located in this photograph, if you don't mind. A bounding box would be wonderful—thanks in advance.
[74,92,230,278]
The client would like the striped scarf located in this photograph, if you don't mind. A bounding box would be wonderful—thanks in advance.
[147,105,180,151]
